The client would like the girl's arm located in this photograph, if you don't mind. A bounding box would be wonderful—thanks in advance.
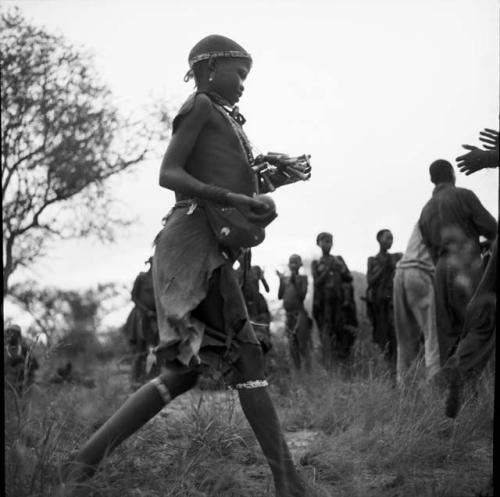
[159,94,265,211]
[277,275,286,300]
[337,256,353,283]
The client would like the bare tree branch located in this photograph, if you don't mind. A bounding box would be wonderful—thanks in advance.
[1,8,170,293]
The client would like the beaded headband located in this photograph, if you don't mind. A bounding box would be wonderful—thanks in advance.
[185,48,252,82]
[189,50,252,68]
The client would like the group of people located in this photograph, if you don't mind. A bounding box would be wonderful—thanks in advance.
[276,171,494,393]
[55,34,497,497]
[276,235,358,375]
[124,231,360,382]
[122,232,360,384]
[360,141,497,408]
[276,228,401,378]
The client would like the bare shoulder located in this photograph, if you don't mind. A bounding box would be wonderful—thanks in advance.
[183,93,213,123]
[173,93,213,132]
[192,92,213,111]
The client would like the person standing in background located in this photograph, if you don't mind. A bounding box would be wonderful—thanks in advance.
[393,223,439,384]
[277,254,312,373]
[418,159,497,365]
[312,232,356,370]
[366,229,402,371]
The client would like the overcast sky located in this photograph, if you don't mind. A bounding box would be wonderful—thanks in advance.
[4,0,499,300]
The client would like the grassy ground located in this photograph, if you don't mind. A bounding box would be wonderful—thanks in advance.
[4,331,494,497]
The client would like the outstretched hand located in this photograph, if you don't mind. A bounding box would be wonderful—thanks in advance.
[456,144,498,175]
[479,128,499,151]
[227,192,267,212]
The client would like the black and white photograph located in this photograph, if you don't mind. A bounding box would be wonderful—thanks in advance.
[2,1,498,496]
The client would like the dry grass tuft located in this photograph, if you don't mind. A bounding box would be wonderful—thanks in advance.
[4,335,494,497]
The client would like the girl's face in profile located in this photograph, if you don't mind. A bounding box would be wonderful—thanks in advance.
[210,58,251,106]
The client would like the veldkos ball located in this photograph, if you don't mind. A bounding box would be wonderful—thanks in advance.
[248,194,278,227]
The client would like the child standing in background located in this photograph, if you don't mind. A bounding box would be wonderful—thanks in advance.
[312,232,356,369]
[277,254,312,373]
[366,229,403,371]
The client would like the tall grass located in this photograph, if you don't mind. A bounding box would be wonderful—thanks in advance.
[276,337,494,497]
[5,331,494,497]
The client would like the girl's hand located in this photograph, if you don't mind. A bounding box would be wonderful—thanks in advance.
[227,193,278,227]
[227,192,267,211]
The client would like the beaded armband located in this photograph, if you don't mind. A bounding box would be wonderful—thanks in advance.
[150,377,172,404]
[231,379,269,390]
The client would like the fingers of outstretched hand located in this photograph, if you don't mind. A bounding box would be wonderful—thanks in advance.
[479,134,497,143]
[480,128,499,137]
[479,129,499,149]
[461,144,478,152]
[482,144,497,151]
[458,164,478,175]
[455,145,478,162]
[479,135,498,143]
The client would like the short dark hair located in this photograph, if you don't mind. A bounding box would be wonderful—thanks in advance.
[289,254,302,265]
[316,232,332,246]
[429,159,454,184]
[376,229,391,242]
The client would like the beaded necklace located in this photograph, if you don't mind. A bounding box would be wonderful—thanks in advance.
[204,92,256,166]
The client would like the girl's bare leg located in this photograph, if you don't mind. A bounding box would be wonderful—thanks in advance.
[62,368,199,482]
[234,343,307,497]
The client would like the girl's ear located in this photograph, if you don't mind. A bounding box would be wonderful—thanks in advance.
[208,59,217,82]
[208,64,215,81]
